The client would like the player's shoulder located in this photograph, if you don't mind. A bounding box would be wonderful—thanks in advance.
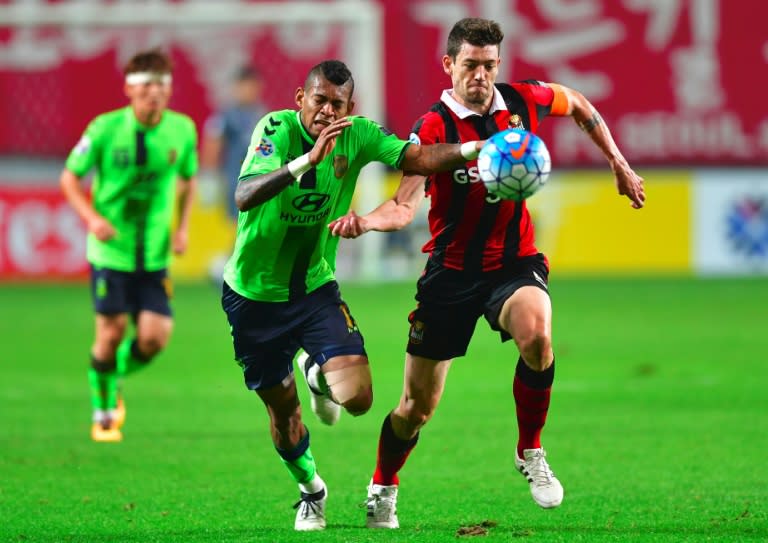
[163,109,197,129]
[498,80,554,107]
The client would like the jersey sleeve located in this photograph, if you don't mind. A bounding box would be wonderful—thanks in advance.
[238,111,291,180]
[409,111,442,146]
[178,116,199,180]
[353,117,410,169]
[64,116,105,177]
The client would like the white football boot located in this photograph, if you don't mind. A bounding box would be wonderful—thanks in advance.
[297,351,341,426]
[365,480,399,528]
[293,477,327,531]
[515,448,564,508]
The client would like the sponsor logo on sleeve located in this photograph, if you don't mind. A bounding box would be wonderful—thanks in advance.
[73,135,91,155]
[257,137,274,157]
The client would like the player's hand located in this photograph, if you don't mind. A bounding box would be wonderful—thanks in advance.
[328,210,368,238]
[614,162,646,209]
[87,215,116,241]
[172,229,189,255]
[309,117,353,166]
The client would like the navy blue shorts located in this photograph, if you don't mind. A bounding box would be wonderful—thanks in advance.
[221,280,366,391]
[406,253,550,361]
[90,266,172,318]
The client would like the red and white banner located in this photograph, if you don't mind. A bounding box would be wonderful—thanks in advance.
[0,0,766,166]
[0,187,88,279]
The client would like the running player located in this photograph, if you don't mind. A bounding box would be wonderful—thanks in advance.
[60,48,198,443]
[220,59,485,531]
[328,18,645,528]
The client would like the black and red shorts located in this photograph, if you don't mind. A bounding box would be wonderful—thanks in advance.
[406,253,549,361]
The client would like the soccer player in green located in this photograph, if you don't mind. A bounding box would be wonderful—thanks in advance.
[220,60,485,531]
[60,48,198,443]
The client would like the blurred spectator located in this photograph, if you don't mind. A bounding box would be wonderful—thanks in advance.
[201,65,266,221]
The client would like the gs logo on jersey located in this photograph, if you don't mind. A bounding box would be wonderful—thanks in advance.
[256,137,274,157]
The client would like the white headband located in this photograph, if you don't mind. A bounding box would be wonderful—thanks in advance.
[125,72,172,85]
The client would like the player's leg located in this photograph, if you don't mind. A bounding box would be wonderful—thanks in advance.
[117,269,173,377]
[221,282,326,530]
[117,310,173,375]
[89,267,129,441]
[298,283,372,423]
[365,353,452,529]
[256,379,327,531]
[491,255,562,508]
[89,313,127,441]
[367,264,480,528]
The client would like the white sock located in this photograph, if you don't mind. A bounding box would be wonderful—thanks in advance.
[299,474,325,494]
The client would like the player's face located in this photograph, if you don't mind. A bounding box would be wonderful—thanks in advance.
[124,78,172,125]
[296,75,355,139]
[443,42,501,112]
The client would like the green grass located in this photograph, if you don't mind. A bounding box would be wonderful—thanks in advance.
[1,277,767,542]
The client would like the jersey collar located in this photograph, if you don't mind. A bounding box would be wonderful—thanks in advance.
[440,88,506,119]
[296,110,316,145]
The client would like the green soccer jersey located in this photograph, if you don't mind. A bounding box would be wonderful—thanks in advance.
[65,107,198,272]
[223,110,410,301]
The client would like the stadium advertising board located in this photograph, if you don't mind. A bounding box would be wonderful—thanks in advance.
[529,171,691,273]
[0,0,765,166]
[693,171,768,275]
[0,186,88,279]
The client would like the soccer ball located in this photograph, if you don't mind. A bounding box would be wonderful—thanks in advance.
[477,129,551,201]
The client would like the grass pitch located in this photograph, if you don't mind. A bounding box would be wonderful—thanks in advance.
[1,277,767,542]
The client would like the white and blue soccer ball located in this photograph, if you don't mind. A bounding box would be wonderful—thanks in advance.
[477,129,551,201]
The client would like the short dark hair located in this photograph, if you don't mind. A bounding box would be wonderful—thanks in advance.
[446,18,504,58]
[305,60,355,97]
[123,47,173,75]
[235,65,261,81]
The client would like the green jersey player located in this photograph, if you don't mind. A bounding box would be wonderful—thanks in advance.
[220,60,484,531]
[60,48,198,443]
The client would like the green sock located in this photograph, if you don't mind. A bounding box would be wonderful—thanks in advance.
[277,430,317,484]
[88,363,118,411]
[117,338,151,377]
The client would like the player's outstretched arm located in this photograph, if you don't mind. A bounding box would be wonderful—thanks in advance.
[235,117,352,212]
[59,168,116,241]
[329,173,426,238]
[400,140,483,175]
[553,83,645,209]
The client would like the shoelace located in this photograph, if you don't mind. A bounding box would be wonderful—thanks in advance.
[293,488,325,519]
[362,492,396,516]
[293,497,322,519]
[524,454,556,486]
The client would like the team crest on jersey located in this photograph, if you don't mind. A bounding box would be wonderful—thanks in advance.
[508,114,524,129]
[168,149,177,165]
[257,137,274,157]
[73,135,91,155]
[333,155,349,178]
[113,148,131,168]
[409,320,425,344]
[408,132,421,145]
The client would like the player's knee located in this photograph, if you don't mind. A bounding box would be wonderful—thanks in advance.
[135,335,167,359]
[325,364,372,416]
[398,399,437,432]
[517,331,553,371]
[341,385,373,417]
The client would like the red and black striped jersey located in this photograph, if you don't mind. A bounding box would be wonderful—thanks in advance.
[411,81,557,273]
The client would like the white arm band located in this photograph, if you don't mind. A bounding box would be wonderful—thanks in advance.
[460,141,480,161]
[287,153,312,178]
